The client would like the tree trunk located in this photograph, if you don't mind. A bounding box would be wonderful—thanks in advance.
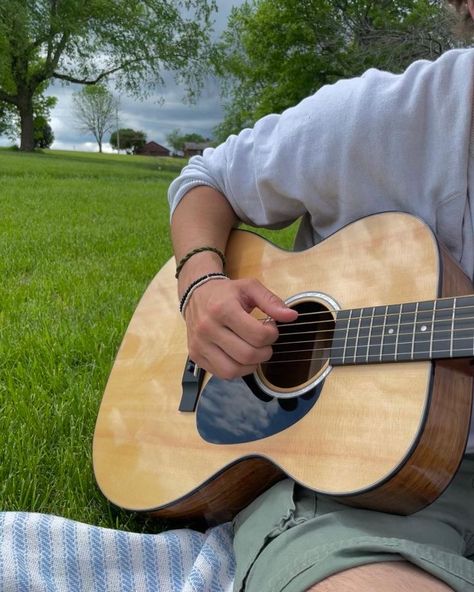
[18,94,35,152]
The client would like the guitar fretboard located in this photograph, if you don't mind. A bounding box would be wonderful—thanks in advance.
[330,295,474,366]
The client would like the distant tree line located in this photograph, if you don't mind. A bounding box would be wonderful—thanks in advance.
[110,129,147,154]
[166,129,212,155]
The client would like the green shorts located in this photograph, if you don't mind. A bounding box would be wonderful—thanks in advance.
[232,456,474,592]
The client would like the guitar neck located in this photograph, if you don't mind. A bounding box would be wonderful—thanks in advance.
[331,294,474,366]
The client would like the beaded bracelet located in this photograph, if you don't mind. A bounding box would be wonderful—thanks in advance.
[179,272,229,317]
[175,246,226,279]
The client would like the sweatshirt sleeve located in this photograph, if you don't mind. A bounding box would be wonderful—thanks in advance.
[168,49,474,239]
[167,111,310,228]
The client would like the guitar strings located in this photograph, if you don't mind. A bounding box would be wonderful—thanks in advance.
[252,299,474,363]
[256,300,474,328]
[264,332,474,365]
[270,324,474,352]
[263,345,474,364]
[276,311,474,332]
[271,333,474,353]
[264,303,474,361]
[264,337,474,364]
[271,328,474,352]
[271,318,474,343]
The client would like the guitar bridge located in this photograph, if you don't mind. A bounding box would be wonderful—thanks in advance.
[179,357,204,412]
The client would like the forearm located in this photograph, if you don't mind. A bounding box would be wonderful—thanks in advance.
[170,186,239,298]
[170,186,296,379]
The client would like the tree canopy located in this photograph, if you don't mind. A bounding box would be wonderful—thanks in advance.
[214,0,464,141]
[0,0,217,150]
[110,128,147,153]
[33,116,54,148]
[166,128,211,154]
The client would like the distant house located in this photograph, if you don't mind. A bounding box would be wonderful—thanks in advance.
[183,142,213,158]
[136,141,170,157]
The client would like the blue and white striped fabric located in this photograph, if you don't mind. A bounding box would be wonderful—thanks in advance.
[0,512,235,591]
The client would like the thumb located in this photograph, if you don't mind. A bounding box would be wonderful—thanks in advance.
[242,280,298,323]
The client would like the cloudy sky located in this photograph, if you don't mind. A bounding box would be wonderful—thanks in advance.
[1,0,244,152]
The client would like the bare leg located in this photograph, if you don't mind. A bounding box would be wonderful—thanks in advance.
[306,561,454,591]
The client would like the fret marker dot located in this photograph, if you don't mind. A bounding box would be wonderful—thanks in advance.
[388,328,394,334]
[421,325,427,332]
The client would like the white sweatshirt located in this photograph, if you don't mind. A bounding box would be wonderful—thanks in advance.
[168,48,474,452]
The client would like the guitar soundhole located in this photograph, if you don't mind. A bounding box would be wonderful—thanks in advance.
[258,299,335,393]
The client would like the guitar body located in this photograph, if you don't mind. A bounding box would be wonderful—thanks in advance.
[93,212,473,524]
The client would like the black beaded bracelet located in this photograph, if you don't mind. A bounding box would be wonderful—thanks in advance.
[175,246,226,279]
[179,272,229,316]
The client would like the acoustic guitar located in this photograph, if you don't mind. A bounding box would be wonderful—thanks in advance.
[93,212,474,524]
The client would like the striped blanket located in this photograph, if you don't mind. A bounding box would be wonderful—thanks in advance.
[0,512,235,591]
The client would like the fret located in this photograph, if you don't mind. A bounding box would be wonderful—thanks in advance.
[381,304,399,361]
[450,297,456,358]
[431,298,454,360]
[411,302,420,360]
[410,302,420,360]
[367,305,386,362]
[451,294,474,357]
[379,305,389,362]
[352,308,363,364]
[429,300,437,359]
[413,300,433,360]
[342,309,353,364]
[365,306,375,363]
[396,301,417,361]
[394,303,402,360]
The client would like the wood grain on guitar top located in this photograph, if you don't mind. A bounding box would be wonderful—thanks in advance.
[92,212,473,523]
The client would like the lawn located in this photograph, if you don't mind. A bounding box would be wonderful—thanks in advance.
[0,148,297,532]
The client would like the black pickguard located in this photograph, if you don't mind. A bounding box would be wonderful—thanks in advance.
[195,374,323,444]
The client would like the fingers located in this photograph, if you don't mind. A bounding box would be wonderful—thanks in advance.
[238,278,298,323]
[184,277,297,380]
[227,279,297,345]
[192,340,267,381]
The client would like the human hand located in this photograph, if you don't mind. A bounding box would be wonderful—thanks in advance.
[183,278,298,380]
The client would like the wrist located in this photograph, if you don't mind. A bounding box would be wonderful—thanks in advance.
[177,251,226,298]
[175,246,226,279]
[179,273,229,317]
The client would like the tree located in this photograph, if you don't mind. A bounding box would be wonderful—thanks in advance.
[73,85,117,152]
[214,0,464,141]
[0,0,217,151]
[33,115,54,148]
[166,129,210,154]
[110,128,147,154]
[0,91,56,145]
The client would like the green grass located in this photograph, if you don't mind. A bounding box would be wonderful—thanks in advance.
[0,147,297,532]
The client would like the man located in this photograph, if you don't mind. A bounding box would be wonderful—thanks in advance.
[168,1,474,590]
